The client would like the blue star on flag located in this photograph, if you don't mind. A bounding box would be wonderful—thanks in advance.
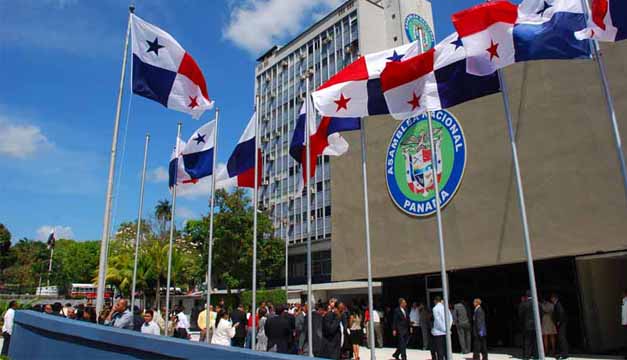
[536,1,552,16]
[386,50,404,62]
[451,37,464,50]
[146,37,165,55]
[193,133,206,145]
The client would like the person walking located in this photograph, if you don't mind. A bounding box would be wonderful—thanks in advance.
[454,300,471,354]
[255,308,269,351]
[551,294,569,359]
[541,297,557,356]
[392,298,410,360]
[265,305,293,353]
[172,305,190,339]
[294,305,307,354]
[518,291,538,360]
[230,304,247,347]
[197,304,216,343]
[432,296,453,360]
[472,298,488,360]
[141,309,161,336]
[323,301,345,360]
[365,305,383,348]
[1,300,17,356]
[419,303,432,351]
[409,302,421,349]
[212,310,238,346]
[349,308,363,360]
[621,290,627,359]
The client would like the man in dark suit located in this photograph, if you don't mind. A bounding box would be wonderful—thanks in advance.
[518,291,537,360]
[392,298,411,360]
[472,298,488,360]
[323,301,346,359]
[311,304,329,358]
[551,294,569,359]
[265,305,293,353]
[230,304,247,347]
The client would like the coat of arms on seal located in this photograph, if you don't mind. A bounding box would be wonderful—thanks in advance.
[386,110,467,217]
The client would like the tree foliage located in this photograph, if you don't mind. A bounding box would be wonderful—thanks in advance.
[183,189,285,292]
[0,190,284,301]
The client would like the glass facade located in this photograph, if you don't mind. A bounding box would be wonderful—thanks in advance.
[255,8,360,281]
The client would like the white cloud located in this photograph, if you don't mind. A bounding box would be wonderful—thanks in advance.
[223,0,343,55]
[36,225,74,241]
[0,115,52,158]
[148,166,169,183]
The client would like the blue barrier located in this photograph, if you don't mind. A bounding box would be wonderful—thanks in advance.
[10,311,316,359]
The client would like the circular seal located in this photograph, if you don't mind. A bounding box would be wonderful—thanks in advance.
[404,14,435,52]
[385,110,467,217]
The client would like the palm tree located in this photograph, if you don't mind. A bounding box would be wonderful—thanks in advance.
[145,239,169,309]
[155,200,171,237]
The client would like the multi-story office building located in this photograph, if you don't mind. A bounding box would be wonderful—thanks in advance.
[253,0,414,284]
[254,1,361,284]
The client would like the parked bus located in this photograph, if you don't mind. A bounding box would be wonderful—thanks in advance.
[70,283,113,299]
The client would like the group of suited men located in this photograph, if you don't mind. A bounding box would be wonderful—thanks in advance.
[390,297,488,360]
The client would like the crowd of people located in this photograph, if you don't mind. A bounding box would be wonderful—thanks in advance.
[2,289,625,359]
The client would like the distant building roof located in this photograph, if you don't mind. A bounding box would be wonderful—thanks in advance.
[256,45,278,62]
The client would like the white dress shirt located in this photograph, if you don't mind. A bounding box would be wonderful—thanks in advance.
[622,297,627,326]
[141,321,161,336]
[2,308,15,335]
[176,312,190,330]
[212,319,236,346]
[431,303,452,336]
[409,307,420,326]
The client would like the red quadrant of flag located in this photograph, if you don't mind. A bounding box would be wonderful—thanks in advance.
[452,1,518,38]
[317,57,369,91]
[380,48,435,92]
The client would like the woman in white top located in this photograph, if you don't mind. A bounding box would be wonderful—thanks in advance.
[211,310,238,346]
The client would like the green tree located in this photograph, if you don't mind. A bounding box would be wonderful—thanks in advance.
[184,189,284,293]
[49,239,100,294]
[2,238,47,292]
[155,200,172,237]
[0,224,13,271]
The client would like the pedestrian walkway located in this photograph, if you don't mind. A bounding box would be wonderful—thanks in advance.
[360,347,622,360]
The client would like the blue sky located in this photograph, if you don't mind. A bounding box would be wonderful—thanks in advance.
[0,0,514,242]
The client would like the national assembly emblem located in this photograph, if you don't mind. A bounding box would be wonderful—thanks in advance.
[386,110,467,217]
[404,14,435,52]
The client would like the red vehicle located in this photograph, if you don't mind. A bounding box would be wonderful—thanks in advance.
[70,283,113,299]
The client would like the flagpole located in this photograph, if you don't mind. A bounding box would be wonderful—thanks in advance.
[96,4,134,316]
[580,0,627,203]
[252,96,260,351]
[425,111,453,360]
[164,121,182,338]
[205,108,220,344]
[359,119,376,360]
[131,133,150,309]
[305,75,313,358]
[497,71,545,359]
[46,247,54,287]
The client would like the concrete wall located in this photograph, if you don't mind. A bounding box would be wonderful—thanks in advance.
[10,311,316,360]
[576,253,627,352]
[331,42,627,281]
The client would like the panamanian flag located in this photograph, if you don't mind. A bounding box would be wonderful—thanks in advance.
[575,0,627,42]
[215,113,261,189]
[182,119,217,181]
[131,14,213,119]
[290,97,360,192]
[452,0,590,76]
[311,42,414,118]
[380,33,501,120]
